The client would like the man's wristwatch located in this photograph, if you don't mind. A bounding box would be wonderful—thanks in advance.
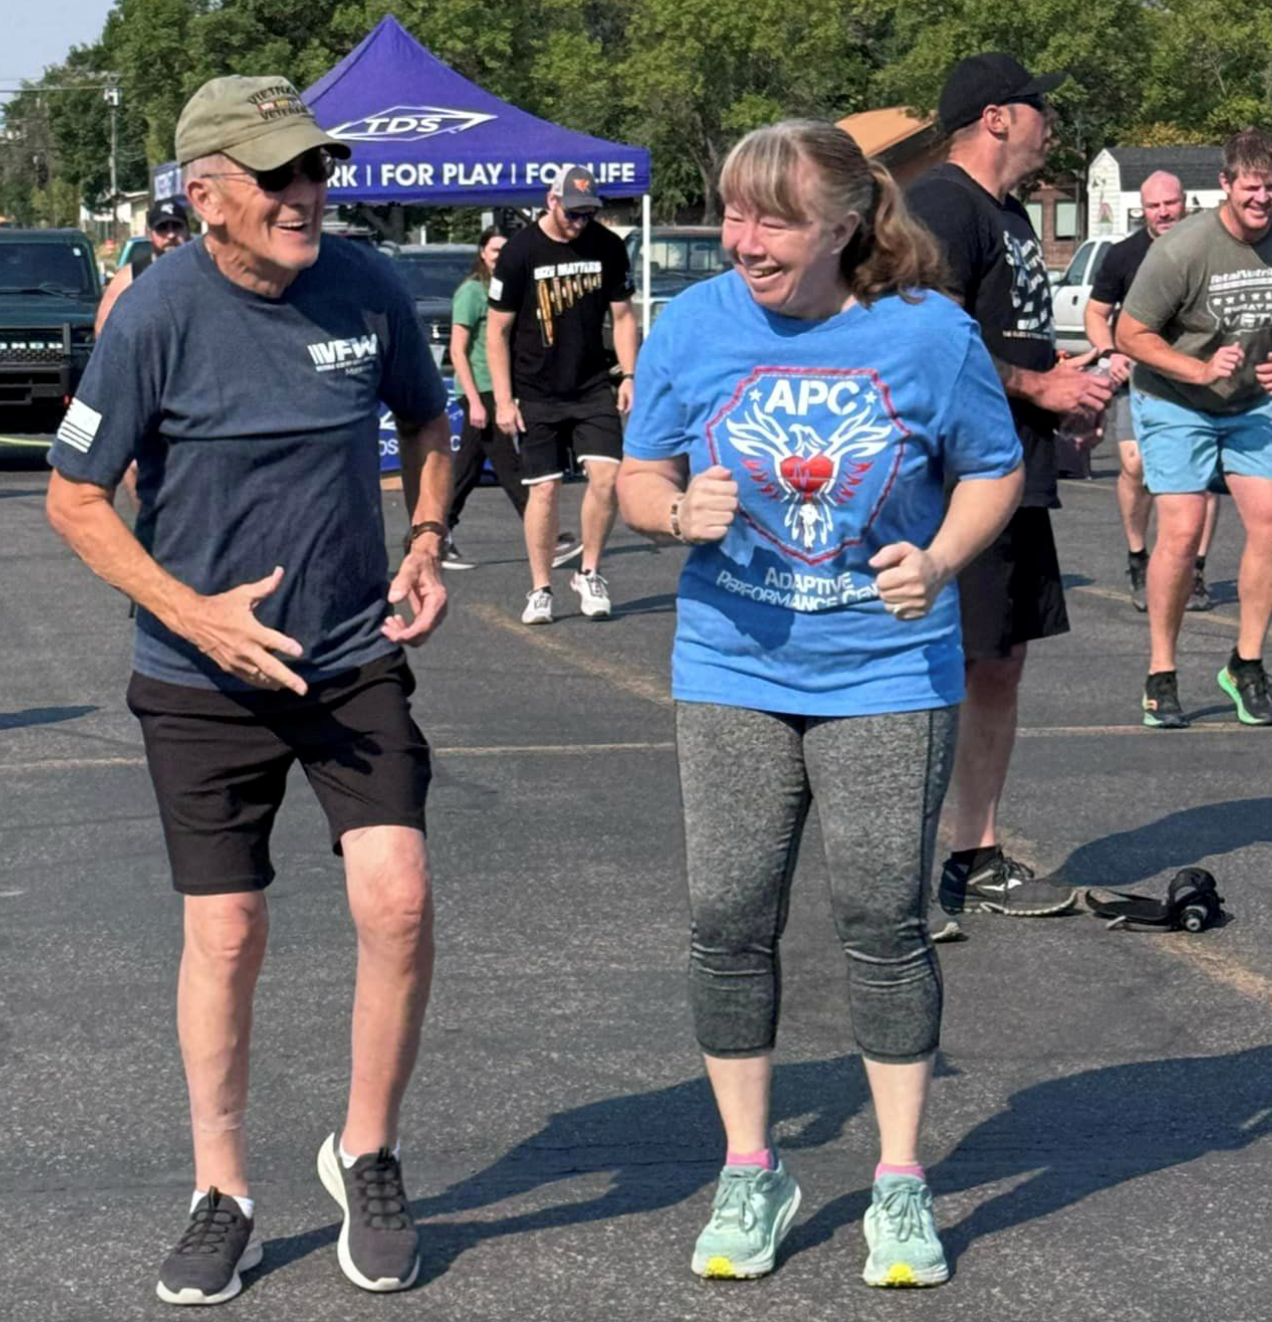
[402,520,447,554]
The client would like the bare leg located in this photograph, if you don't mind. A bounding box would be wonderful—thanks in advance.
[1147,494,1207,672]
[1226,475,1272,661]
[863,1057,933,1167]
[340,825,435,1155]
[702,1054,771,1154]
[523,479,560,590]
[1199,490,1221,558]
[579,459,619,573]
[948,646,1027,852]
[1117,440,1152,554]
[179,892,269,1195]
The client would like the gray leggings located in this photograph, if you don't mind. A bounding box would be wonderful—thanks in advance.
[676,701,957,1065]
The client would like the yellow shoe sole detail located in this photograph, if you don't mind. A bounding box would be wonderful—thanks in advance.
[883,1264,918,1286]
[703,1257,738,1278]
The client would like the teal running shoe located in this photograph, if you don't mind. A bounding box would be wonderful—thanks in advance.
[690,1159,801,1279]
[862,1174,949,1288]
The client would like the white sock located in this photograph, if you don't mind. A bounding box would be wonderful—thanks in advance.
[339,1139,401,1169]
[192,1188,255,1220]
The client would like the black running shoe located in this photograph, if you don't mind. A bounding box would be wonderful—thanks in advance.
[440,537,476,571]
[1127,556,1147,612]
[156,1188,262,1306]
[1185,566,1212,612]
[317,1134,420,1292]
[938,850,1078,917]
[1218,659,1272,725]
[552,532,583,568]
[1142,670,1189,729]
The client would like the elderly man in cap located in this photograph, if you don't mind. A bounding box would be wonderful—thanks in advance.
[487,165,638,624]
[47,74,452,1303]
[908,54,1114,918]
[96,198,192,333]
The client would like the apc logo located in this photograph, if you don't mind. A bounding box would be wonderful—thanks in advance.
[330,105,495,142]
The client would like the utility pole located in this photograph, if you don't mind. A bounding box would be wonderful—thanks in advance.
[103,84,121,247]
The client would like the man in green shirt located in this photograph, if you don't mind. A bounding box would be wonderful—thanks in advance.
[1118,128,1272,728]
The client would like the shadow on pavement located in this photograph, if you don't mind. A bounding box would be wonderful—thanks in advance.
[0,704,97,730]
[253,1045,1272,1290]
[1049,798,1272,888]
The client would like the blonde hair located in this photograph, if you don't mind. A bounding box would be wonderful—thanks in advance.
[718,119,947,306]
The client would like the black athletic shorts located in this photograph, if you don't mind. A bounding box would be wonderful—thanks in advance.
[958,506,1069,660]
[518,382,623,483]
[126,652,431,896]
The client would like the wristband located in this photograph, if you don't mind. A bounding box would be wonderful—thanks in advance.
[402,520,447,554]
[668,496,688,543]
[620,371,635,380]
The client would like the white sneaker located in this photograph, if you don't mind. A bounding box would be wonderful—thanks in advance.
[571,570,611,619]
[521,588,553,625]
[552,533,583,568]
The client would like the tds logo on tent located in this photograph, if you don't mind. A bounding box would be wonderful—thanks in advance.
[330,105,495,141]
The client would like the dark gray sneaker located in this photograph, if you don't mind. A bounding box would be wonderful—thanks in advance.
[317,1134,420,1292]
[1127,556,1148,612]
[156,1188,262,1306]
[1185,566,1212,612]
[938,851,1078,917]
[1218,659,1272,725]
[1143,670,1189,729]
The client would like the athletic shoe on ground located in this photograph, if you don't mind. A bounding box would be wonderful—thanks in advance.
[862,1175,949,1288]
[317,1134,420,1293]
[691,1160,801,1279]
[521,587,553,625]
[571,569,612,619]
[552,532,583,568]
[1218,660,1272,725]
[937,850,1078,917]
[1185,566,1212,612]
[1142,670,1189,729]
[440,538,476,571]
[1127,556,1147,612]
[156,1188,262,1306]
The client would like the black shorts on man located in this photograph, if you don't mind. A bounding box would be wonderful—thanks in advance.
[519,382,624,483]
[128,654,431,895]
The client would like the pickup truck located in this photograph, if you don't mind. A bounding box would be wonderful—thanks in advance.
[0,228,100,428]
[1051,233,1129,343]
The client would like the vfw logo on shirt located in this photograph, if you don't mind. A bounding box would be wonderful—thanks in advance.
[707,367,907,566]
[307,332,379,374]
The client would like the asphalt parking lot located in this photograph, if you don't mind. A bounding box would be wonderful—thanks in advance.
[3,448,1271,1322]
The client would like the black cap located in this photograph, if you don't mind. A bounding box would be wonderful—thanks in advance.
[147,198,189,231]
[938,53,1066,133]
[549,166,602,211]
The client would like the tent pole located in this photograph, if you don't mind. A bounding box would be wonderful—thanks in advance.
[641,193,651,338]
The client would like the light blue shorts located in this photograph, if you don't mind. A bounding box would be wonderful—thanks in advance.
[1132,389,1272,493]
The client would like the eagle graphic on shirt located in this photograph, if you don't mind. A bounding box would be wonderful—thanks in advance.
[707,367,907,566]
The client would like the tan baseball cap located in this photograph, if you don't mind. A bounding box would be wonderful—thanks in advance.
[175,75,351,169]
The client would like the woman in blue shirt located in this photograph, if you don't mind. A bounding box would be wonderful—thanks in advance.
[618,120,1023,1288]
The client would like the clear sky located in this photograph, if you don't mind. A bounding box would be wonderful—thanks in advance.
[6,3,118,93]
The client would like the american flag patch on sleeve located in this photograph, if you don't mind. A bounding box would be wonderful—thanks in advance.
[56,398,103,453]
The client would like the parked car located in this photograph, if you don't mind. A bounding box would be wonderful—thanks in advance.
[0,228,100,428]
[1051,233,1130,341]
[116,235,153,272]
[381,243,474,370]
[625,225,727,328]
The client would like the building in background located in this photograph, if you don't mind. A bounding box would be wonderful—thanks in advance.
[1087,145,1223,236]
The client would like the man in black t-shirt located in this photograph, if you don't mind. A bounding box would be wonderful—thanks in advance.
[1084,173,1218,611]
[908,53,1114,918]
[488,166,638,624]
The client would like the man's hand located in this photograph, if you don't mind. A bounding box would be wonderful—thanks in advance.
[1203,344,1246,384]
[495,399,525,438]
[677,464,738,542]
[869,542,950,621]
[180,566,307,694]
[467,396,488,429]
[1033,355,1116,415]
[384,547,448,646]
[1108,352,1133,387]
[1255,353,1272,394]
[617,377,634,415]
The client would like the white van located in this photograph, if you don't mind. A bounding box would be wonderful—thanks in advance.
[1051,233,1130,341]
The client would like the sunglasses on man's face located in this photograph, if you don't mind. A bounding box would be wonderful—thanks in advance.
[1003,94,1049,115]
[152,222,187,236]
[203,148,336,194]
[562,207,594,223]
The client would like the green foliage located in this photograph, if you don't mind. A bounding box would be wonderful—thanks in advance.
[7,0,1272,224]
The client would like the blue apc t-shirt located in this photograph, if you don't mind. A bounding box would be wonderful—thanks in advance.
[50,237,447,690]
[625,272,1022,716]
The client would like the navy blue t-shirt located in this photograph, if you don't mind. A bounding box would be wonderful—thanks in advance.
[50,237,446,689]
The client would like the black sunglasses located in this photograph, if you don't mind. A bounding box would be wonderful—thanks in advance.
[202,148,335,194]
[152,221,187,236]
[562,207,594,222]
[1002,93,1049,114]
